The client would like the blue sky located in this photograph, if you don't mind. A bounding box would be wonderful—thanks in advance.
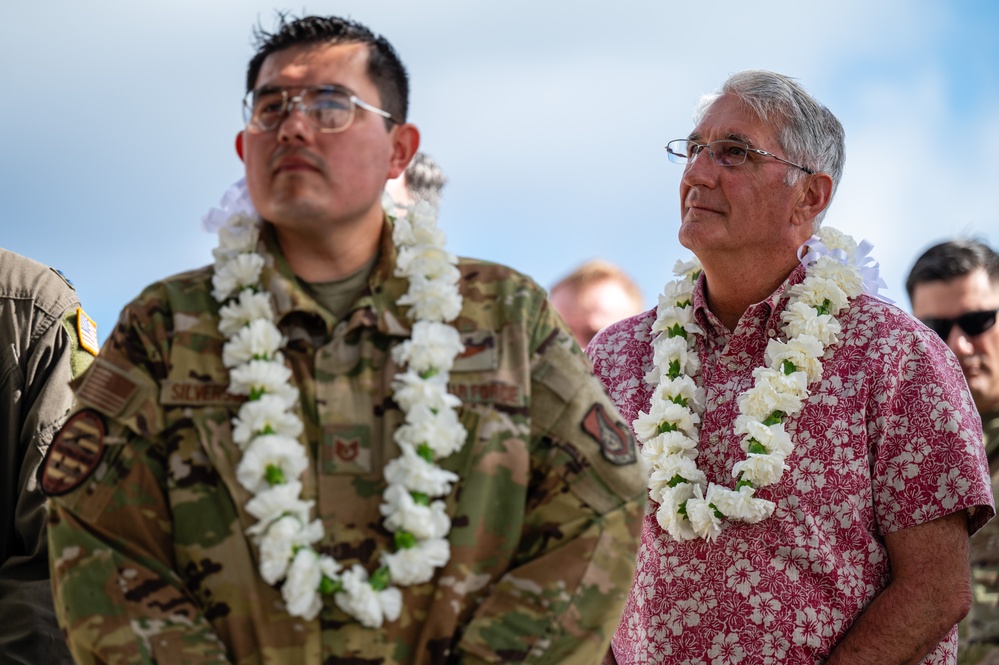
[2,1,997,344]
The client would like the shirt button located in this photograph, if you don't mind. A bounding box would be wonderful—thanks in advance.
[767,329,776,337]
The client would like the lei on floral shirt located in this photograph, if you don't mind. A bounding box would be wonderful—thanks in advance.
[587,240,993,664]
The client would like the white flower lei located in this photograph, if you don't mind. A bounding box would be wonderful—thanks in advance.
[203,180,466,626]
[636,226,884,541]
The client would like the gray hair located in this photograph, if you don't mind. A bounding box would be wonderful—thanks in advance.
[405,152,447,209]
[694,70,845,225]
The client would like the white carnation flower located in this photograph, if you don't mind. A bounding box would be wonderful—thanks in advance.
[398,277,462,323]
[641,430,699,462]
[651,304,702,338]
[790,276,849,315]
[236,434,310,494]
[672,258,702,278]
[232,394,303,447]
[660,279,695,308]
[391,321,465,374]
[816,227,858,257]
[655,483,697,541]
[219,289,274,337]
[382,538,450,586]
[734,416,793,457]
[686,485,723,541]
[633,399,699,441]
[707,484,774,523]
[283,548,323,620]
[335,565,384,628]
[810,256,864,299]
[383,445,459,496]
[380,485,451,540]
[228,360,299,405]
[731,453,789,487]
[257,515,323,584]
[765,335,825,384]
[780,300,842,346]
[396,246,459,281]
[649,453,707,489]
[244,481,314,539]
[390,371,461,413]
[394,406,467,458]
[222,319,285,368]
[737,368,807,420]
[212,253,265,302]
[653,375,706,413]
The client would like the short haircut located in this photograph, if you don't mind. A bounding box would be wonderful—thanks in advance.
[551,259,643,309]
[695,70,845,225]
[905,239,999,302]
[405,152,447,209]
[246,14,409,126]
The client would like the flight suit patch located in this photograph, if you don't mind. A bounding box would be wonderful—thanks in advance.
[160,380,245,406]
[581,403,637,465]
[42,410,106,496]
[452,331,498,372]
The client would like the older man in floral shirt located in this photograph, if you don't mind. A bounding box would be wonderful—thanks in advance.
[589,70,993,664]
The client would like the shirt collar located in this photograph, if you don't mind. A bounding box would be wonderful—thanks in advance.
[692,263,808,336]
[258,217,414,342]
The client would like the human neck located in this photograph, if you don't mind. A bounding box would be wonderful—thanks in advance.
[699,250,801,330]
[271,213,383,283]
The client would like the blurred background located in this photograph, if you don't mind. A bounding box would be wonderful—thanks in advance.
[2,0,996,343]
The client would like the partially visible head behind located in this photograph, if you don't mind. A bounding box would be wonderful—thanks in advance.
[386,152,448,209]
[695,70,845,225]
[550,260,644,348]
[247,14,409,125]
[907,239,999,413]
[906,239,999,301]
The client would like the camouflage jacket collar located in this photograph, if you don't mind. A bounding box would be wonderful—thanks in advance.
[259,219,414,341]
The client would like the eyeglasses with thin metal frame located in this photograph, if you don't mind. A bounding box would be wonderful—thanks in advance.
[665,139,815,174]
[242,84,399,134]
[919,307,999,341]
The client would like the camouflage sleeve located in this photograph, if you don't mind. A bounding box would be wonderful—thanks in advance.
[45,299,230,664]
[456,300,646,664]
[0,302,84,664]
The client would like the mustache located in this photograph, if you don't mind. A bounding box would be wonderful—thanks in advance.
[268,146,326,174]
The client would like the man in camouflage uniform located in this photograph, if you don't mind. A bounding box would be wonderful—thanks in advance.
[1,248,97,664]
[908,240,999,664]
[44,15,645,664]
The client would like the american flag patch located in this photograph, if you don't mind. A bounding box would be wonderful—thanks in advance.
[77,307,99,356]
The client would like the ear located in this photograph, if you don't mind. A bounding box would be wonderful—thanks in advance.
[792,172,833,228]
[235,132,245,162]
[386,123,420,180]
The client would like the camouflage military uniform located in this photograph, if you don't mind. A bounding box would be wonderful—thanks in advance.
[46,222,646,665]
[961,409,999,665]
[1,248,96,664]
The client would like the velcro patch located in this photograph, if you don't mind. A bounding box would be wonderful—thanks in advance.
[160,380,244,406]
[42,410,106,496]
[75,361,138,416]
[76,307,99,356]
[582,403,637,466]
[452,331,498,372]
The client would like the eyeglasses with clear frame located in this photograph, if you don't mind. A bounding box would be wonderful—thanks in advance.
[665,139,815,174]
[242,85,399,134]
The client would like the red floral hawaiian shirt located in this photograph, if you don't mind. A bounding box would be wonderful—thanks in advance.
[587,264,994,664]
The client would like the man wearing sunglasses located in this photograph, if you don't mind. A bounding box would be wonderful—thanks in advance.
[908,239,999,664]
[44,14,645,664]
[588,70,993,664]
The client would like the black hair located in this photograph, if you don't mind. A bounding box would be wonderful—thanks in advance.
[905,238,999,301]
[246,14,409,125]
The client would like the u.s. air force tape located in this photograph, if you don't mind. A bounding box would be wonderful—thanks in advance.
[41,410,106,496]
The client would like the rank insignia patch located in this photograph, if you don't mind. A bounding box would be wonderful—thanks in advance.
[582,403,637,465]
[42,410,106,496]
[76,307,99,356]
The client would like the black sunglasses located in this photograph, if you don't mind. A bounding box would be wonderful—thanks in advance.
[920,307,999,340]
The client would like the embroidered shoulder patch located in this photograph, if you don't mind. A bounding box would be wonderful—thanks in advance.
[76,307,99,356]
[42,410,106,496]
[582,403,637,466]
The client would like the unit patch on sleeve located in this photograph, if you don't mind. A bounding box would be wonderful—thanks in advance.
[41,410,107,496]
[582,403,637,466]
